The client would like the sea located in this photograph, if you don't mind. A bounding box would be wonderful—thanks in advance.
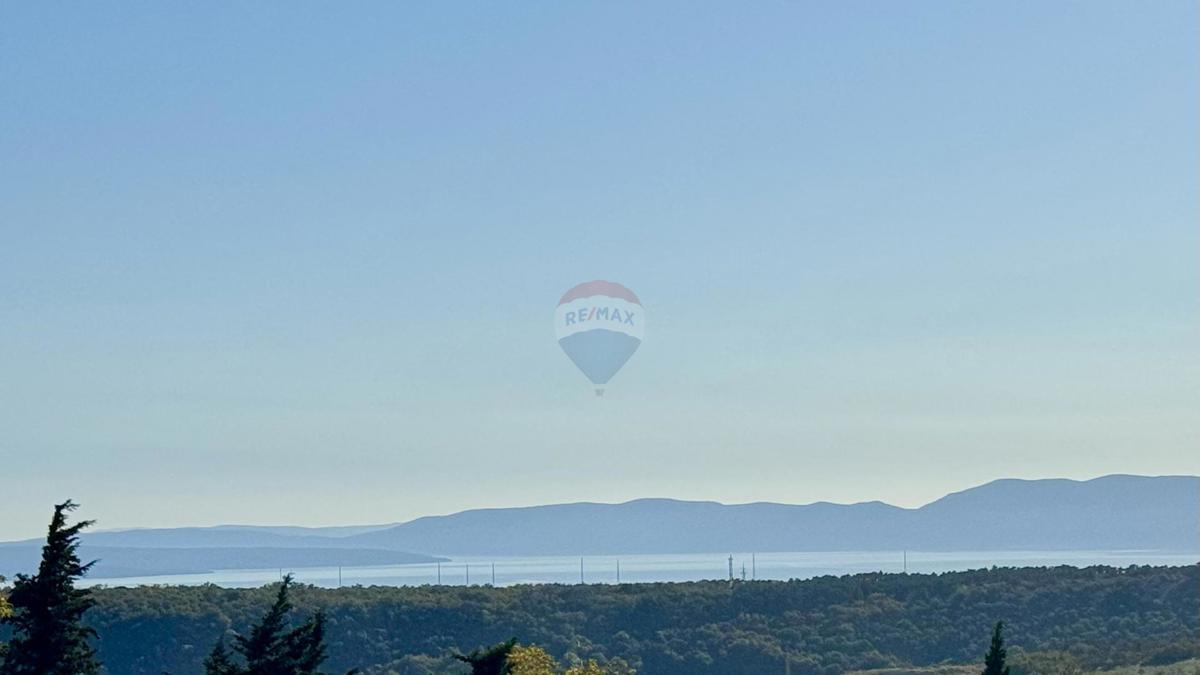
[78,549,1199,588]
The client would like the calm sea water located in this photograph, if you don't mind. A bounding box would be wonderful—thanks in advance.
[79,550,1198,589]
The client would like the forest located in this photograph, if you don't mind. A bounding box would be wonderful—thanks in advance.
[80,563,1199,674]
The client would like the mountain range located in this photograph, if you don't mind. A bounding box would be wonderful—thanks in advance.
[0,474,1194,578]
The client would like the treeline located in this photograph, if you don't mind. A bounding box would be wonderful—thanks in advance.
[2,502,1198,675]
[85,565,1197,674]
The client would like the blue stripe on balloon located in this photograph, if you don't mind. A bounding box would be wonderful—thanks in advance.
[558,329,641,385]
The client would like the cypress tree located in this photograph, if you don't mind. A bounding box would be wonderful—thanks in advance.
[982,621,1011,675]
[234,576,295,670]
[0,500,99,675]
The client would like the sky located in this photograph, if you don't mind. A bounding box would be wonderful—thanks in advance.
[1,1,1197,540]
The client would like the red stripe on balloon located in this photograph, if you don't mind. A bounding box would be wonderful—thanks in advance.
[557,280,641,306]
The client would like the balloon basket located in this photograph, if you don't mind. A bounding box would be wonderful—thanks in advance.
[594,388,605,397]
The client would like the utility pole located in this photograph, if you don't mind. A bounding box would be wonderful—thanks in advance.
[491,562,496,586]
[337,566,342,588]
[741,562,747,581]
[616,559,620,584]
[752,553,756,580]
[580,557,584,584]
[465,563,470,586]
[728,555,734,582]
[903,550,907,573]
[437,561,441,585]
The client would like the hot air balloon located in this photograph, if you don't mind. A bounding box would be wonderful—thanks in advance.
[555,280,644,395]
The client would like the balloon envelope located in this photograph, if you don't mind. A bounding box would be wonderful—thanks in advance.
[555,280,644,386]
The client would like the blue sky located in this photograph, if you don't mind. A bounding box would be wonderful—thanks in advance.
[1,1,1196,539]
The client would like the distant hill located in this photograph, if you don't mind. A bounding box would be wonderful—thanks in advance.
[7,522,398,549]
[0,475,1193,577]
[909,475,1197,550]
[0,544,445,579]
[203,522,399,537]
[34,526,365,550]
[340,474,1199,555]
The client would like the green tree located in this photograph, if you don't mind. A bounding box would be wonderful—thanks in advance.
[0,500,99,675]
[204,574,352,675]
[455,639,517,675]
[983,621,1011,675]
[0,576,11,619]
[507,644,636,675]
[564,661,608,675]
[0,575,8,667]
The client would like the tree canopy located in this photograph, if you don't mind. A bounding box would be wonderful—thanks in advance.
[73,564,1198,674]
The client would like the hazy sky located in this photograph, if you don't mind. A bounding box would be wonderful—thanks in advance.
[2,2,1197,540]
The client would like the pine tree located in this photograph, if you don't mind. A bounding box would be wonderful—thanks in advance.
[0,500,100,675]
[982,621,1011,675]
[454,639,517,675]
[204,575,352,675]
